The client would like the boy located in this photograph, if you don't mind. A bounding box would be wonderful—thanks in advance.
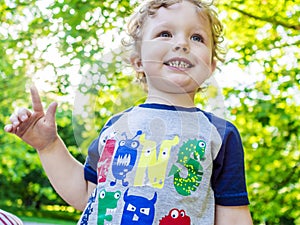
[5,0,253,224]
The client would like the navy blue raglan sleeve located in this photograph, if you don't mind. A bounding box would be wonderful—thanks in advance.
[211,121,249,206]
[83,122,111,185]
[84,137,99,184]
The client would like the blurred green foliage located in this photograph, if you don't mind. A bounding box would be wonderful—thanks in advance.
[0,0,299,224]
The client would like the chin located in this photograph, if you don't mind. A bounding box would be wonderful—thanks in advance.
[162,83,199,94]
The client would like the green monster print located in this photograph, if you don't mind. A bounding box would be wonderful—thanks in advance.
[169,139,206,196]
[97,189,121,225]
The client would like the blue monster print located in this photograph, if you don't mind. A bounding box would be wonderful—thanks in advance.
[110,130,142,187]
[80,188,97,225]
[121,188,157,225]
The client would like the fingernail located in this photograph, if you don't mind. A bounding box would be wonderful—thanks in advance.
[21,115,28,121]
[13,121,19,126]
[4,124,12,132]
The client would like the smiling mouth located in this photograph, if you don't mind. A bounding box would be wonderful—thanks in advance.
[164,58,193,69]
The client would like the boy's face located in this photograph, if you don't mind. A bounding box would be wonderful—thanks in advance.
[132,1,216,97]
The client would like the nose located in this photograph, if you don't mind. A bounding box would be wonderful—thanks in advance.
[173,45,188,52]
[172,36,189,53]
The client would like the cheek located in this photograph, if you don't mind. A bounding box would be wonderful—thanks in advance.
[141,41,171,62]
[192,47,212,64]
[190,50,215,82]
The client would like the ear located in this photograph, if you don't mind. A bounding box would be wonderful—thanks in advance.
[211,59,217,74]
[130,53,143,73]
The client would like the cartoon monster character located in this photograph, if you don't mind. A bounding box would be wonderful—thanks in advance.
[134,134,179,188]
[97,189,121,225]
[169,139,206,196]
[120,188,157,225]
[110,130,142,187]
[80,188,97,225]
[97,134,117,183]
[159,208,191,225]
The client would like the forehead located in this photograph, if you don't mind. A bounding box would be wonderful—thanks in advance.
[143,1,211,31]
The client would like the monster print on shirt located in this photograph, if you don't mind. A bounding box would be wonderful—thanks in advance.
[110,130,142,187]
[159,208,191,225]
[97,135,116,183]
[97,189,121,225]
[169,139,207,196]
[80,188,98,225]
[134,134,179,188]
[120,189,157,225]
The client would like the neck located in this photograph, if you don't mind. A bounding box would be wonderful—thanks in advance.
[145,90,196,108]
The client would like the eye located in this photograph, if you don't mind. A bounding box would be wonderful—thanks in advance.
[191,34,204,43]
[99,190,105,199]
[114,192,121,199]
[144,148,152,156]
[158,31,172,38]
[180,210,185,217]
[127,203,136,212]
[140,208,150,215]
[120,140,126,146]
[170,209,179,218]
[161,148,168,158]
[131,141,138,148]
[199,141,206,148]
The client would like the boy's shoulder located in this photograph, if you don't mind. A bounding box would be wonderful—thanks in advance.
[199,109,241,139]
[105,106,135,125]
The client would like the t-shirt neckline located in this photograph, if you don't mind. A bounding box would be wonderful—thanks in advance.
[138,103,201,112]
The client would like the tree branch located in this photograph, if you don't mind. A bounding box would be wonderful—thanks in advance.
[229,6,300,31]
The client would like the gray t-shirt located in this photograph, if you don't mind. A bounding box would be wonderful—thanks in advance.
[78,103,249,225]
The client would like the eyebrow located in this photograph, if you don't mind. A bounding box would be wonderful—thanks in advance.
[146,22,172,35]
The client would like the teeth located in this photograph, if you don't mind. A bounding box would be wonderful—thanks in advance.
[167,61,191,68]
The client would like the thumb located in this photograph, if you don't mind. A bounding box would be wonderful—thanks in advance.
[45,102,58,122]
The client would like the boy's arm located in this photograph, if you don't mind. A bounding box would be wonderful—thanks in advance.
[215,205,253,225]
[38,136,96,210]
[4,86,96,211]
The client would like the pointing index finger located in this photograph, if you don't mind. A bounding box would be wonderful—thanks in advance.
[30,86,44,112]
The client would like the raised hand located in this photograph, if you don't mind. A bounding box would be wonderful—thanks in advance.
[4,86,58,151]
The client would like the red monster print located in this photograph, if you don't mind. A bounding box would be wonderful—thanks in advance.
[97,138,116,183]
[159,208,191,225]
